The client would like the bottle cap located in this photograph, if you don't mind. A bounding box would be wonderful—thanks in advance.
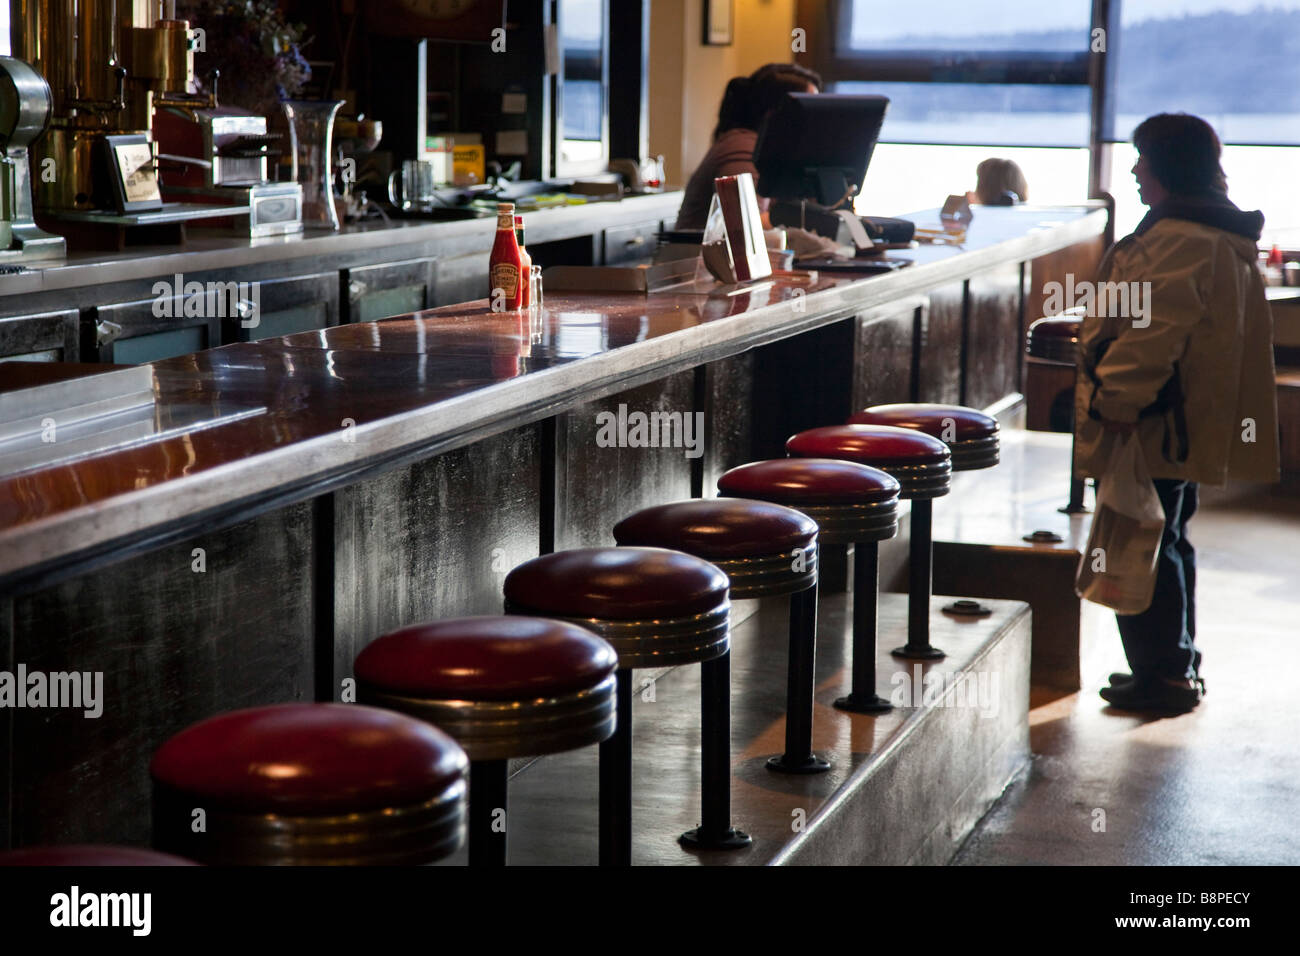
[497,202,514,213]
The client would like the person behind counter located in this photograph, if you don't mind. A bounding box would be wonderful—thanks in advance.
[674,62,823,231]
[971,158,1029,205]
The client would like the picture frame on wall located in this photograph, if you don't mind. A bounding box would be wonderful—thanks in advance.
[703,0,733,46]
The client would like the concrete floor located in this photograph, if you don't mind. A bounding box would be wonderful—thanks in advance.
[954,479,1300,866]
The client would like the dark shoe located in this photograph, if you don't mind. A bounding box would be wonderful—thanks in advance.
[1108,671,1205,696]
[1100,677,1203,714]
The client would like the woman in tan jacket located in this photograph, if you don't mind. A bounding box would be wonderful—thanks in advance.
[1074,113,1280,714]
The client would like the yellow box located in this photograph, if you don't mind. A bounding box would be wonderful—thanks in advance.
[453,144,486,186]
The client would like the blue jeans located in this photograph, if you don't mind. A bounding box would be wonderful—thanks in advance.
[1115,479,1202,682]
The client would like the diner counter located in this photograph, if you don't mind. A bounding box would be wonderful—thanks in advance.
[0,204,1107,590]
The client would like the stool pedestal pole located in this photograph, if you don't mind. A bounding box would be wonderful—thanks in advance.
[468,759,509,867]
[767,585,831,774]
[681,651,753,847]
[599,670,634,866]
[835,540,892,712]
[895,498,945,660]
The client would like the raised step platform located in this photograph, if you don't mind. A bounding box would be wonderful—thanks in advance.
[437,592,1031,866]
[932,429,1098,693]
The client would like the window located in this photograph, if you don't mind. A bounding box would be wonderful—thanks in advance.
[842,0,1092,54]
[1108,143,1300,242]
[556,0,609,175]
[808,0,1300,223]
[1109,0,1300,145]
[819,1,1094,148]
[825,1,1095,214]
[1104,2,1300,238]
[857,143,1090,217]
[836,81,1090,147]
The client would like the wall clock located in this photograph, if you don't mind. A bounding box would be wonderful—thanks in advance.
[367,0,505,41]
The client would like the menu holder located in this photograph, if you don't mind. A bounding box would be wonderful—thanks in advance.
[940,193,973,225]
[94,134,163,214]
[700,172,772,285]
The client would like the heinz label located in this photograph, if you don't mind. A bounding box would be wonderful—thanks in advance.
[491,262,519,297]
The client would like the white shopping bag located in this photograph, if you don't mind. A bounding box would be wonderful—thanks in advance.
[1074,434,1167,615]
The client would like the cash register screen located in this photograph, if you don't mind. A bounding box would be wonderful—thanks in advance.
[753,94,890,206]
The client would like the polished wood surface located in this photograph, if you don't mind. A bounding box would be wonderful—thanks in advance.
[0,205,1107,586]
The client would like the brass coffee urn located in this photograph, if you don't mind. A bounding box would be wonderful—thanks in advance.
[11,0,217,215]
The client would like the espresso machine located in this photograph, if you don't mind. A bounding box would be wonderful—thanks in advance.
[10,0,274,235]
[0,55,65,260]
[152,95,303,237]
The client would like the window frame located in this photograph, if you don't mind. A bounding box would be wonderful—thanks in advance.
[550,0,612,179]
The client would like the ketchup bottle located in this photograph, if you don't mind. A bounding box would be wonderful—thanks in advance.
[489,202,525,310]
[515,214,533,308]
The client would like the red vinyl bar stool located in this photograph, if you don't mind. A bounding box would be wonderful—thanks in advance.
[718,459,901,713]
[150,703,469,865]
[1026,312,1083,364]
[849,404,1002,649]
[1027,311,1087,513]
[503,547,732,865]
[787,424,953,660]
[355,616,618,867]
[613,498,823,780]
[0,846,195,866]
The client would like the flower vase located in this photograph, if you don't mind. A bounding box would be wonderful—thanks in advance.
[282,99,344,230]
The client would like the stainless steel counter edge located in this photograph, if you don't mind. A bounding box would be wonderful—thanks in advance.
[0,207,1106,583]
[0,192,686,296]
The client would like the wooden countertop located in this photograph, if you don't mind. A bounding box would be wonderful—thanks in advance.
[0,204,1107,588]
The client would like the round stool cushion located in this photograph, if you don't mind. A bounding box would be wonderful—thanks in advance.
[613,499,818,599]
[613,499,817,559]
[788,423,951,465]
[503,547,729,622]
[1027,314,1083,363]
[355,616,617,701]
[151,703,468,815]
[786,425,952,498]
[848,403,998,442]
[848,405,999,471]
[717,458,900,544]
[717,458,899,504]
[0,845,196,866]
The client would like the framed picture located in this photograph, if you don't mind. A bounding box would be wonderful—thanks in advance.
[703,0,733,46]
